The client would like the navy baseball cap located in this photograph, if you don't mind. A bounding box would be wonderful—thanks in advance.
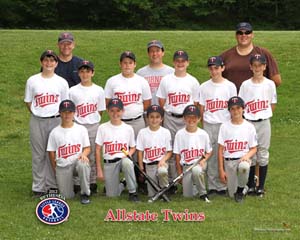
[228,96,245,110]
[59,100,76,112]
[147,40,164,51]
[173,50,189,61]
[78,60,94,70]
[207,56,224,67]
[146,104,164,117]
[236,22,253,32]
[120,51,136,62]
[40,50,58,62]
[250,54,267,64]
[107,98,124,110]
[183,105,200,117]
[58,32,74,43]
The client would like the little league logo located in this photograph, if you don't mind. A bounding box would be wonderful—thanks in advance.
[36,194,69,225]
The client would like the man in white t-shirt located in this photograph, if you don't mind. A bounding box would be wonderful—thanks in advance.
[136,40,174,105]
[24,50,69,197]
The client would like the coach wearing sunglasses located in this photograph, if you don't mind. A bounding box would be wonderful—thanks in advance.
[220,22,281,92]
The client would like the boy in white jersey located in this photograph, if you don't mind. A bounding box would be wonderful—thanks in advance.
[173,105,212,202]
[69,60,106,195]
[136,40,174,105]
[218,96,257,203]
[199,56,237,197]
[157,50,200,192]
[239,54,277,197]
[136,105,172,197]
[95,98,139,202]
[47,100,91,204]
[24,50,69,197]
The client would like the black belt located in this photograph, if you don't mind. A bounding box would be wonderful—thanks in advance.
[224,158,240,161]
[171,113,183,118]
[247,119,266,122]
[104,158,122,163]
[183,163,193,166]
[122,115,142,122]
[39,115,60,119]
[146,161,159,165]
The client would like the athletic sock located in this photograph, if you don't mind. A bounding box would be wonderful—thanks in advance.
[258,165,268,190]
[237,187,244,194]
[247,166,256,188]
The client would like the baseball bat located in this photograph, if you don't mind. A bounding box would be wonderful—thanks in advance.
[150,156,205,202]
[121,148,171,202]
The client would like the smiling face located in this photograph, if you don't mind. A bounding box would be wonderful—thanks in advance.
[148,46,164,65]
[58,41,75,58]
[229,105,244,121]
[40,56,58,72]
[173,58,189,72]
[184,114,200,130]
[108,107,124,124]
[208,65,225,80]
[147,112,163,129]
[60,111,75,125]
[120,57,136,77]
[78,67,94,85]
[235,30,254,48]
[250,61,266,78]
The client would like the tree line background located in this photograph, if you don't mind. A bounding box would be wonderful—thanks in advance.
[1,0,300,30]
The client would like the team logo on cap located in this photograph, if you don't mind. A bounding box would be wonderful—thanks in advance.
[63,101,71,108]
[209,57,216,62]
[254,54,261,59]
[177,50,185,56]
[82,60,89,65]
[112,99,119,104]
[36,193,70,225]
[188,106,196,112]
[231,97,239,103]
[152,105,159,111]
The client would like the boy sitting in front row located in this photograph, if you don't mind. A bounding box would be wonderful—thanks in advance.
[47,100,91,204]
[173,105,212,202]
[95,98,139,202]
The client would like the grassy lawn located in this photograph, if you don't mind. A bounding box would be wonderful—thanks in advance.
[0,30,299,240]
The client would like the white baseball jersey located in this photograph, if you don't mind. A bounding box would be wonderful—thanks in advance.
[156,73,200,114]
[218,120,257,158]
[24,73,69,117]
[104,73,152,119]
[136,65,174,105]
[136,126,172,164]
[47,123,90,167]
[173,128,212,166]
[69,83,106,124]
[239,77,277,120]
[95,121,136,160]
[199,79,237,124]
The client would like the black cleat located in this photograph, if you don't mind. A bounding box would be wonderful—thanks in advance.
[200,194,211,203]
[129,192,140,202]
[234,192,244,203]
[256,189,265,198]
[80,194,91,204]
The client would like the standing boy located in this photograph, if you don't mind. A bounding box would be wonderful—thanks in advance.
[95,98,139,202]
[136,40,174,105]
[198,56,237,196]
[136,105,172,197]
[69,60,106,194]
[218,96,257,203]
[239,54,277,197]
[157,50,200,188]
[24,50,69,197]
[47,100,91,204]
[173,105,212,202]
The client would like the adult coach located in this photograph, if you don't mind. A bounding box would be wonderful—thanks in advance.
[136,40,174,105]
[55,32,82,88]
[220,22,281,92]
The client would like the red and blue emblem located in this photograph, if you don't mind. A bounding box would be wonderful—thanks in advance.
[36,197,70,225]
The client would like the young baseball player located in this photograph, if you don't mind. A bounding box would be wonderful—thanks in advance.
[218,96,257,203]
[136,40,174,105]
[136,105,172,197]
[24,50,69,197]
[173,105,212,202]
[156,50,200,192]
[239,54,277,197]
[55,32,82,88]
[69,60,106,194]
[199,56,237,196]
[47,99,91,204]
[95,98,140,202]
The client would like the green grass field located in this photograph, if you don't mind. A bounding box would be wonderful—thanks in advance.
[0,30,299,240]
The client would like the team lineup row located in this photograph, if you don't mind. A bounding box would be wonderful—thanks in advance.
[24,22,280,204]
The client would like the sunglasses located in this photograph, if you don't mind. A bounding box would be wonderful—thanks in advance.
[236,30,252,35]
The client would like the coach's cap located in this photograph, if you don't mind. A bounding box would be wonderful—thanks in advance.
[207,56,224,67]
[227,96,245,110]
[173,50,189,61]
[40,50,58,62]
[250,54,267,64]
[107,98,124,110]
[58,32,74,43]
[147,40,164,51]
[236,22,253,31]
[78,60,94,70]
[183,105,200,117]
[59,99,76,112]
[120,51,136,62]
[146,104,164,117]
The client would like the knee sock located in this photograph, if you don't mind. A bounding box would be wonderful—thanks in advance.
[258,165,268,190]
[247,166,256,188]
